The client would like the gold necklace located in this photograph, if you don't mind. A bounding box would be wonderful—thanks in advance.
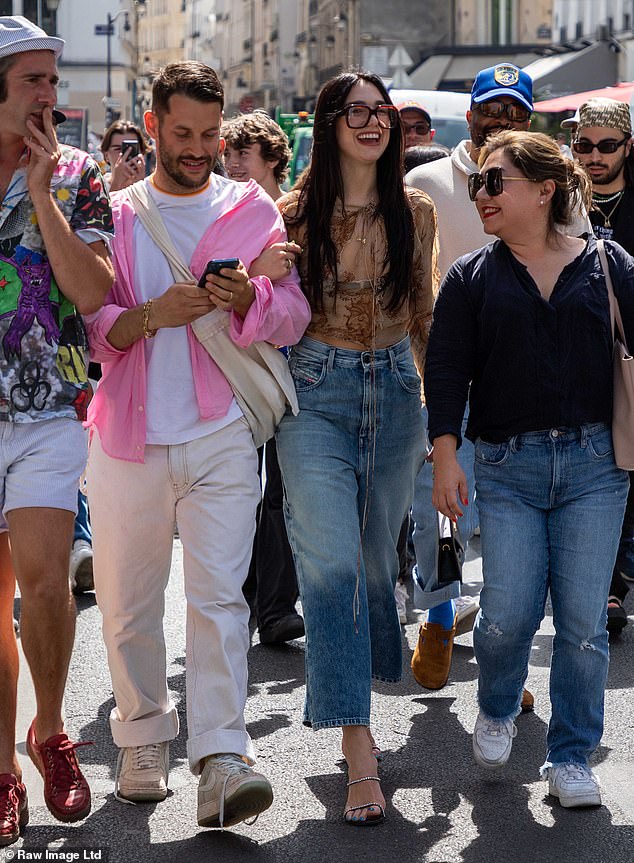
[593,189,625,228]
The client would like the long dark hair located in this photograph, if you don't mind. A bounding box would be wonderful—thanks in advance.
[288,70,414,312]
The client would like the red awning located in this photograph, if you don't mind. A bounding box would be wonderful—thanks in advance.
[534,82,634,112]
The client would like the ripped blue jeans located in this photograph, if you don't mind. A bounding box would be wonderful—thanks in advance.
[473,424,628,766]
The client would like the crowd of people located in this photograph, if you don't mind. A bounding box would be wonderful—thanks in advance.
[1,10,633,847]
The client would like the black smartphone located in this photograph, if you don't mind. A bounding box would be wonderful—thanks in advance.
[122,139,140,160]
[198,258,240,287]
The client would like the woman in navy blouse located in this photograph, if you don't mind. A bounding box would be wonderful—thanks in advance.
[425,130,634,809]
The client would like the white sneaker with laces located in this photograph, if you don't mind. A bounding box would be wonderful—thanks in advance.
[394,581,408,625]
[547,763,602,808]
[197,753,273,828]
[115,742,169,802]
[69,539,94,594]
[472,711,517,768]
[454,594,480,636]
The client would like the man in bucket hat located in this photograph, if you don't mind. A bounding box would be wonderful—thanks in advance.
[0,16,114,845]
[571,97,634,636]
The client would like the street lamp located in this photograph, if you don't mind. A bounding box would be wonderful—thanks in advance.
[102,9,129,126]
[37,0,60,30]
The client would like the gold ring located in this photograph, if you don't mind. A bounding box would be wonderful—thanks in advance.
[286,259,292,271]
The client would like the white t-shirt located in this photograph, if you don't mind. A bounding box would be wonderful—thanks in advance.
[134,175,243,444]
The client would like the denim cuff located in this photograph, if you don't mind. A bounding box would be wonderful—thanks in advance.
[304,716,371,730]
[413,567,462,610]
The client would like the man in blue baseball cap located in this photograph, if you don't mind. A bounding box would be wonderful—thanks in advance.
[468,62,533,150]
[406,62,534,274]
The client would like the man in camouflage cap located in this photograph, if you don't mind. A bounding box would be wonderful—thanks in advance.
[572,97,632,208]
[571,97,634,636]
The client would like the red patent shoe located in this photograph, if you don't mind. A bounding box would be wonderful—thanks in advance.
[27,722,91,823]
[0,773,28,846]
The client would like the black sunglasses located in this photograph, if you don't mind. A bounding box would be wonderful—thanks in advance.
[572,137,629,154]
[475,100,532,123]
[336,103,399,130]
[468,166,536,201]
[403,121,431,136]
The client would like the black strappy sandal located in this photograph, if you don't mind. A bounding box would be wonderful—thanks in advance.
[607,595,628,635]
[343,776,385,827]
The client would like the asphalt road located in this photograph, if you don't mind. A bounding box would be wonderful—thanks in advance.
[8,539,634,863]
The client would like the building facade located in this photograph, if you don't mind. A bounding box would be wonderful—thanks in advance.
[3,0,133,136]
[455,0,555,45]
[7,0,634,132]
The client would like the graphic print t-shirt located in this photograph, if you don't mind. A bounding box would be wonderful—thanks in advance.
[0,145,113,423]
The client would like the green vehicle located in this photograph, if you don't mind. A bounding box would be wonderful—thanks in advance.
[275,109,314,186]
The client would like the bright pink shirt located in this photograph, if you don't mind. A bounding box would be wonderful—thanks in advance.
[85,178,310,462]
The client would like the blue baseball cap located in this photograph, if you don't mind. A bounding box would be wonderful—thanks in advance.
[471,63,533,113]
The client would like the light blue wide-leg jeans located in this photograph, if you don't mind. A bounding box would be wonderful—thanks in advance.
[276,336,425,729]
[472,424,628,766]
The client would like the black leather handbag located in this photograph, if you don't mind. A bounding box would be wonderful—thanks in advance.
[437,514,463,585]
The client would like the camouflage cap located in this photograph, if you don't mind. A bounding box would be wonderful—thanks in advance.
[577,98,632,136]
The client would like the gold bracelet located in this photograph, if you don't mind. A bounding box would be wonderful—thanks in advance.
[142,299,157,339]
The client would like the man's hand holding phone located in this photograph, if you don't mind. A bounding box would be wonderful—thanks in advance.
[198,258,255,318]
[147,282,215,330]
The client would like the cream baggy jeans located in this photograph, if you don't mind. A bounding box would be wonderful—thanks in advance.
[86,417,260,774]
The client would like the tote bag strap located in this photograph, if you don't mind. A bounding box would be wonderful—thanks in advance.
[597,239,630,352]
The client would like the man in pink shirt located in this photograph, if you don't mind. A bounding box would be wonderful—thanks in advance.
[85,62,310,830]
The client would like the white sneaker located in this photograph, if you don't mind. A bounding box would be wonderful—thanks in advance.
[197,753,273,828]
[395,581,409,625]
[472,711,517,768]
[115,742,169,802]
[547,763,602,808]
[69,540,94,594]
[455,594,480,636]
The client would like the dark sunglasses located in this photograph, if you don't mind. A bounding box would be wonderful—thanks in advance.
[475,100,532,123]
[403,121,431,136]
[468,166,536,201]
[336,103,399,130]
[572,137,629,155]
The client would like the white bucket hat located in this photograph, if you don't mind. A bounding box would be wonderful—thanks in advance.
[0,15,64,60]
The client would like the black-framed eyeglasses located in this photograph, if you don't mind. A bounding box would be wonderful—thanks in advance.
[468,166,536,201]
[336,103,399,129]
[475,100,532,123]
[572,137,629,155]
[403,121,431,136]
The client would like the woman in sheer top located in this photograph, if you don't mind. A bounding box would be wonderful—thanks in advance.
[275,70,438,826]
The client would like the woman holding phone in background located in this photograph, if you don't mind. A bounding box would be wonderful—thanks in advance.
[101,120,147,192]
